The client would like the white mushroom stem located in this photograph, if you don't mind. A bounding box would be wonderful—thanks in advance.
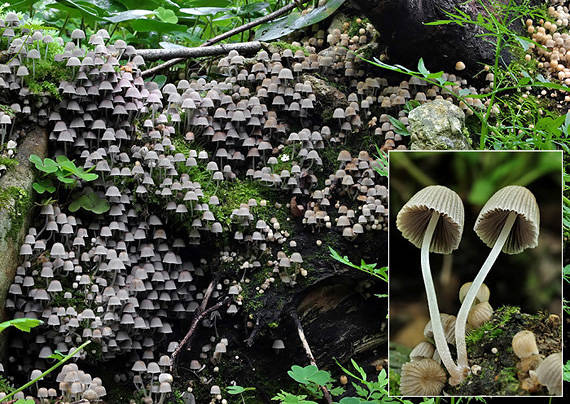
[420,210,462,382]
[455,210,517,372]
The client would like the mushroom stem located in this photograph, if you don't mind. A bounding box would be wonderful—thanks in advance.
[455,210,517,372]
[421,210,461,382]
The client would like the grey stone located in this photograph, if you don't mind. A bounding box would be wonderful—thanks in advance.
[408,99,471,150]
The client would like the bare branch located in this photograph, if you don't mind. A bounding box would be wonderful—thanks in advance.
[141,0,310,76]
[137,41,262,62]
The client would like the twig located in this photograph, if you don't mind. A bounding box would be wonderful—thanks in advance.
[290,310,333,404]
[136,41,263,61]
[170,277,230,371]
[140,0,310,77]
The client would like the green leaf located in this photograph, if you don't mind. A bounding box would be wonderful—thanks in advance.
[128,19,187,32]
[154,6,178,23]
[68,191,110,214]
[104,9,155,23]
[55,171,76,184]
[227,385,246,394]
[15,399,36,404]
[32,178,56,194]
[287,365,333,386]
[388,116,410,136]
[339,398,362,404]
[417,58,429,77]
[179,7,229,16]
[0,318,43,334]
[256,0,346,41]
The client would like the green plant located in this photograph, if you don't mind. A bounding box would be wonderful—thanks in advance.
[373,146,388,178]
[0,341,91,403]
[361,0,570,150]
[0,318,42,334]
[68,189,110,214]
[226,385,256,403]
[329,247,388,284]
[29,154,98,194]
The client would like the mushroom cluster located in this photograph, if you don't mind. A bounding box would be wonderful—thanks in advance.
[0,363,106,403]
[401,282,493,396]
[512,330,562,395]
[0,9,398,401]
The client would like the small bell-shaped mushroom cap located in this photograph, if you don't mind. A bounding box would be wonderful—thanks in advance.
[400,358,447,396]
[512,330,539,359]
[536,352,562,395]
[474,185,539,254]
[396,185,464,254]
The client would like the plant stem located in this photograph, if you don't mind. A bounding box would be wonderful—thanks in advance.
[455,210,517,371]
[1,340,91,402]
[420,211,461,383]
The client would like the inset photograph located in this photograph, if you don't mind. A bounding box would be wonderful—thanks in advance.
[388,151,562,396]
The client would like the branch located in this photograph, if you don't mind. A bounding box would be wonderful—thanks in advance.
[202,0,311,47]
[169,277,230,372]
[140,0,310,77]
[137,41,263,61]
[291,310,333,404]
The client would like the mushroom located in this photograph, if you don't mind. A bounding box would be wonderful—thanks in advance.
[535,352,562,395]
[456,186,539,374]
[512,330,539,359]
[400,358,447,396]
[397,185,465,383]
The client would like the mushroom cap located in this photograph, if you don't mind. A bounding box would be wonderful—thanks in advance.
[467,301,493,329]
[536,352,562,395]
[400,358,447,396]
[512,330,539,359]
[474,185,539,254]
[396,185,464,254]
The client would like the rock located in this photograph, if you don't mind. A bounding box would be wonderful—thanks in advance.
[0,128,47,353]
[327,12,350,35]
[301,74,348,117]
[408,100,471,150]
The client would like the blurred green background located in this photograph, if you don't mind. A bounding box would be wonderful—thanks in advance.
[388,151,562,348]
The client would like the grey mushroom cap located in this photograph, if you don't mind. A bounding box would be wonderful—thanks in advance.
[396,185,464,254]
[474,185,539,254]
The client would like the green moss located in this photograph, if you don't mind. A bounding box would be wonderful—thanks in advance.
[0,104,15,117]
[271,41,309,56]
[22,40,71,99]
[347,17,370,37]
[0,186,32,241]
[0,157,18,169]
[465,305,520,345]
[496,367,520,395]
